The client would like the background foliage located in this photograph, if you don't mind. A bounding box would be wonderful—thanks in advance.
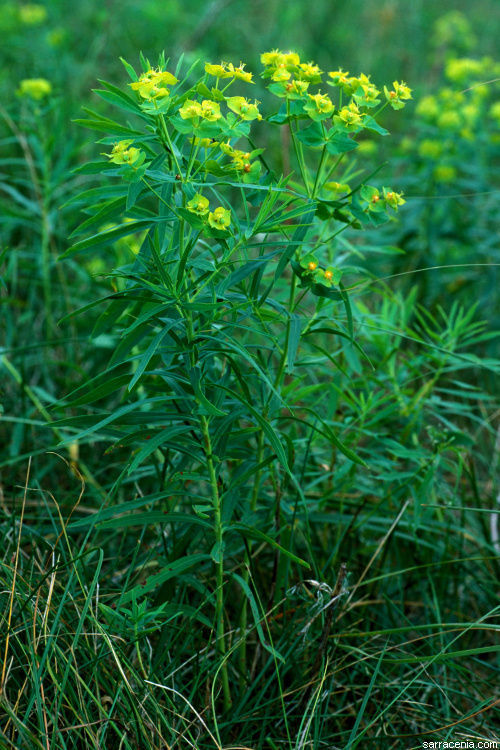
[1,1,500,748]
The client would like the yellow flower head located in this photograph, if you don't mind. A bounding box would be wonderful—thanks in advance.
[437,110,462,130]
[384,80,412,110]
[489,101,500,123]
[418,140,442,159]
[226,62,254,83]
[324,181,351,194]
[200,100,221,121]
[104,141,142,165]
[130,69,177,100]
[286,79,309,96]
[19,3,47,25]
[187,194,210,215]
[179,100,203,120]
[335,102,363,129]
[226,96,262,121]
[17,78,52,100]
[300,253,319,273]
[220,141,235,156]
[261,49,284,67]
[383,188,405,210]
[282,51,300,66]
[208,207,231,230]
[416,95,439,121]
[445,57,483,83]
[272,67,292,82]
[205,62,232,78]
[189,137,219,149]
[308,92,333,114]
[328,69,350,86]
[360,83,380,102]
[434,165,457,183]
[298,61,322,81]
[356,140,377,156]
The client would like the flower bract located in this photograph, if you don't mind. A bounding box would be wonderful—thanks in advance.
[208,207,231,230]
[226,97,262,121]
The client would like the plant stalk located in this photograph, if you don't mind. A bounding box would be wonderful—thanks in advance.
[200,415,231,711]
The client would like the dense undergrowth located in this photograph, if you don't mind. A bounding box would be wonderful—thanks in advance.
[1,6,500,750]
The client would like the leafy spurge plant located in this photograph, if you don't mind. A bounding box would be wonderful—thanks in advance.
[57,49,410,711]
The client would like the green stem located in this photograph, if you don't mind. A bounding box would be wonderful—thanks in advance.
[135,635,147,679]
[200,415,231,711]
[238,424,266,688]
[271,273,297,395]
[160,116,183,179]
[321,152,345,186]
[312,144,327,199]
[140,177,178,213]
[362,100,389,129]
[286,99,311,197]
[312,122,329,198]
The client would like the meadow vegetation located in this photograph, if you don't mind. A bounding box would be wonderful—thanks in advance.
[1,3,500,748]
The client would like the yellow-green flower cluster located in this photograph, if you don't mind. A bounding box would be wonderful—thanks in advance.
[104,140,143,165]
[304,92,334,121]
[415,82,495,140]
[261,51,411,128]
[226,96,262,121]
[433,165,457,183]
[179,96,261,123]
[299,253,341,288]
[205,61,254,83]
[360,185,405,213]
[179,99,221,121]
[384,81,412,110]
[17,78,52,100]
[187,194,210,216]
[19,3,47,25]
[129,68,178,101]
[418,140,443,160]
[490,102,500,124]
[220,142,262,180]
[260,49,322,93]
[208,206,232,230]
[432,11,476,52]
[187,195,231,231]
[333,102,364,131]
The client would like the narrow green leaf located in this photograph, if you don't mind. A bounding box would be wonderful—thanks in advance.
[128,320,181,392]
[230,523,310,568]
[121,554,211,604]
[258,205,316,307]
[231,572,284,662]
[287,314,302,373]
[216,384,291,476]
[56,398,159,445]
[119,57,139,81]
[60,220,155,259]
[98,511,212,530]
[345,643,387,750]
[339,282,354,342]
[127,424,193,474]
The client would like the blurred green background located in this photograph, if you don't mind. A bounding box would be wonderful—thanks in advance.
[3,0,500,105]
